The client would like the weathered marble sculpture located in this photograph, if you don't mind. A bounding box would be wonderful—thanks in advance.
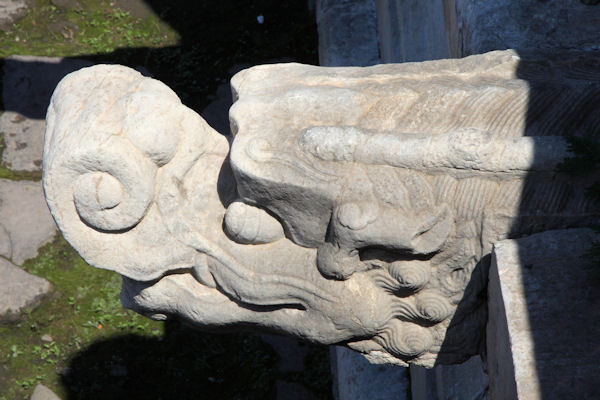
[43,50,599,367]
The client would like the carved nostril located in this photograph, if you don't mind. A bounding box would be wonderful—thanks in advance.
[336,201,378,231]
[316,242,361,280]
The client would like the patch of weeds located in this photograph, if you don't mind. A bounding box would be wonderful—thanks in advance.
[0,0,179,57]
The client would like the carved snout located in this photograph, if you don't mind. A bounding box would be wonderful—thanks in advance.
[317,202,453,279]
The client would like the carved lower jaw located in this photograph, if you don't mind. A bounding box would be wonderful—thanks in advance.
[119,268,382,344]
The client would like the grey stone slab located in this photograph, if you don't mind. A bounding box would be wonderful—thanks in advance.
[0,0,29,30]
[30,383,61,400]
[0,258,52,322]
[0,111,45,171]
[331,346,409,400]
[1,56,91,172]
[410,355,489,400]
[3,56,92,118]
[0,179,57,265]
[316,0,380,66]
[453,0,600,56]
[487,228,600,400]
[375,0,450,63]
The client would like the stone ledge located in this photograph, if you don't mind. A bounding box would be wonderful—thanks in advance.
[487,228,600,400]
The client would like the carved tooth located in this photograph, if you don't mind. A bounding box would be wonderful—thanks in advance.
[388,261,431,291]
[415,290,453,323]
[224,201,285,244]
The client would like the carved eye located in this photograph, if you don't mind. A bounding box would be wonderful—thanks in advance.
[70,136,156,232]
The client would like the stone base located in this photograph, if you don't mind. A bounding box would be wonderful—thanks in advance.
[410,355,488,400]
[330,346,409,400]
[487,228,600,400]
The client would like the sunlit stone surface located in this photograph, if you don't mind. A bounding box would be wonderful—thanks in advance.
[43,51,600,367]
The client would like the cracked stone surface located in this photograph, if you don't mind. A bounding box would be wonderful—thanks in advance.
[0,179,56,265]
[0,257,53,322]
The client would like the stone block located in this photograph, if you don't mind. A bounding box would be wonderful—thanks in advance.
[331,346,409,400]
[0,258,52,322]
[316,0,380,66]
[0,179,56,265]
[0,0,28,30]
[487,228,600,400]
[410,355,488,400]
[375,0,450,63]
[452,0,600,55]
[30,383,61,400]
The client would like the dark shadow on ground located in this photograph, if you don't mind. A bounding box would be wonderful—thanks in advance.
[1,0,318,118]
[61,319,279,400]
[61,319,333,400]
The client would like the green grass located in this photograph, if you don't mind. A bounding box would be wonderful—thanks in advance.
[0,0,179,57]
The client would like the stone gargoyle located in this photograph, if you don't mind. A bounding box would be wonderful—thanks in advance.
[43,50,599,367]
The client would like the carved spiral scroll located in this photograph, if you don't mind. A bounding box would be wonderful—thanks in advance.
[415,290,453,323]
[378,320,434,358]
[71,136,157,232]
[388,261,431,291]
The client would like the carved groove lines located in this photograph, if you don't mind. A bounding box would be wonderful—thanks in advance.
[445,87,503,133]
[520,179,572,214]
[484,89,528,138]
[490,180,522,211]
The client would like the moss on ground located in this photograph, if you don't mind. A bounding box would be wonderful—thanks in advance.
[0,0,179,57]
[1,0,330,398]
